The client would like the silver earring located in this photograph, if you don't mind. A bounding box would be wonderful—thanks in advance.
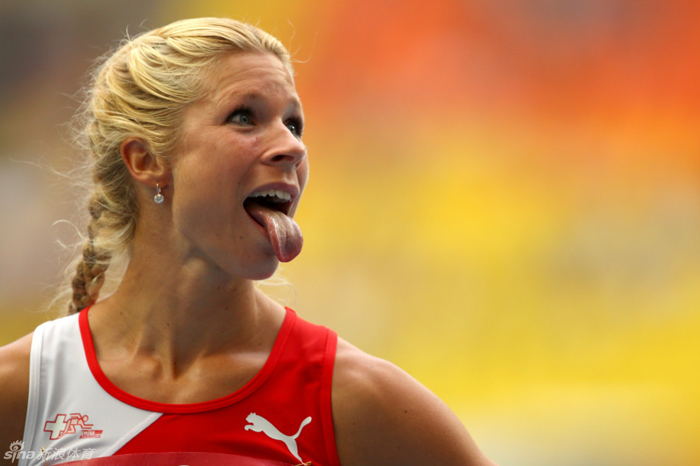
[154,183,164,204]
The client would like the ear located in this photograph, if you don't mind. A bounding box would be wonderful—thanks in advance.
[120,138,170,187]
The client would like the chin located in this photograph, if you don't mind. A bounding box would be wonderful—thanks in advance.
[234,257,281,281]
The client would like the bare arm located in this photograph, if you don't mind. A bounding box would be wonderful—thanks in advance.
[332,338,497,466]
[0,334,32,451]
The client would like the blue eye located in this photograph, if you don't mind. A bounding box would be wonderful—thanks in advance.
[227,107,253,125]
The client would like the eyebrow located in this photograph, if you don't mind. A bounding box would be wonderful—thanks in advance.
[215,90,303,112]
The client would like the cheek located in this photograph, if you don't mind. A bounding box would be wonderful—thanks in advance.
[173,159,205,200]
[171,159,221,229]
[175,149,231,193]
[298,159,310,190]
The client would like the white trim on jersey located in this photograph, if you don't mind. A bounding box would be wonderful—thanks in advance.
[19,314,162,466]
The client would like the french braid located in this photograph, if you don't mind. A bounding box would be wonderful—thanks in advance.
[61,18,293,315]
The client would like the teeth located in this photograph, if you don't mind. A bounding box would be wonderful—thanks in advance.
[248,189,292,203]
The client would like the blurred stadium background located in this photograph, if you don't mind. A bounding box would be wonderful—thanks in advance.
[1,1,699,465]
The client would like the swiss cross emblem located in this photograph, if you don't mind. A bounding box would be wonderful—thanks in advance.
[43,413,103,440]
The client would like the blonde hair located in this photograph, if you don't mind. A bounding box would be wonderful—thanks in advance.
[62,18,292,315]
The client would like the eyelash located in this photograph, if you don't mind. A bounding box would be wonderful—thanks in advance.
[226,106,303,138]
[226,105,253,125]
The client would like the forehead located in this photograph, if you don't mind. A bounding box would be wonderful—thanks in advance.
[200,52,299,107]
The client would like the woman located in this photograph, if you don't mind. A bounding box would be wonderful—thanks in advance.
[0,18,496,466]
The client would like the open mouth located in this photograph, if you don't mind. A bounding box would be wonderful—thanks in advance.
[243,188,303,262]
[243,189,293,221]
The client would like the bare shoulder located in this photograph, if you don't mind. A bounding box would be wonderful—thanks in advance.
[0,333,33,449]
[331,338,496,466]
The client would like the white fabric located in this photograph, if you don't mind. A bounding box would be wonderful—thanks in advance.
[19,315,161,466]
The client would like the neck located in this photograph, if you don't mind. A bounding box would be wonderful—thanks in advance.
[87,245,285,377]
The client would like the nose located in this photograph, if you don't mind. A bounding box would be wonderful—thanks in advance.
[263,123,307,168]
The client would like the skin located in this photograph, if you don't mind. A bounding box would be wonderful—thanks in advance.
[0,52,496,466]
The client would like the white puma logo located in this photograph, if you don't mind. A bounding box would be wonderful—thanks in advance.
[244,412,312,463]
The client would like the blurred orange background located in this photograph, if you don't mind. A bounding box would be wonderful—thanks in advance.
[1,1,699,465]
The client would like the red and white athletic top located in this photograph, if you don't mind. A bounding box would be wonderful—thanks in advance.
[19,308,341,466]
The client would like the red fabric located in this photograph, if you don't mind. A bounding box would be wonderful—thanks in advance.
[62,452,295,465]
[79,308,340,466]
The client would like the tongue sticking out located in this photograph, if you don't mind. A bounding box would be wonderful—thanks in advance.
[245,202,303,262]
